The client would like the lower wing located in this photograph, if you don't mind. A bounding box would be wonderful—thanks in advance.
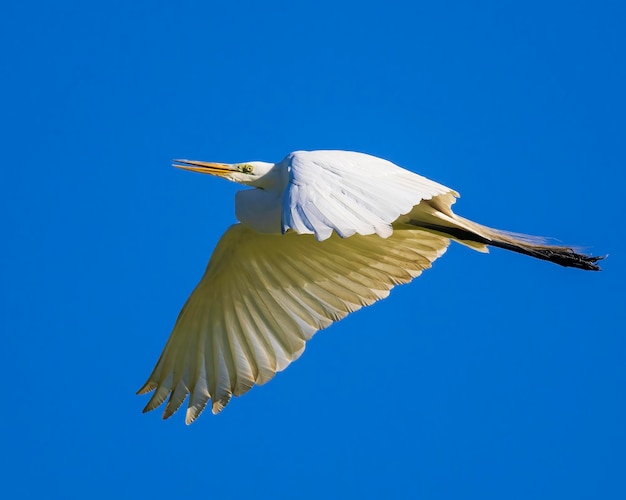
[138,222,450,423]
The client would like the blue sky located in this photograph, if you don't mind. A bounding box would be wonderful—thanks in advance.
[2,1,625,498]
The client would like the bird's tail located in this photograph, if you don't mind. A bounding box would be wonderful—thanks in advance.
[405,197,604,271]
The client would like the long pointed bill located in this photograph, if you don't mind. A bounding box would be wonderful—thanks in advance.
[172,159,237,177]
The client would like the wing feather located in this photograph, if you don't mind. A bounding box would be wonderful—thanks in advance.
[282,151,457,241]
[139,222,450,422]
[186,361,209,424]
[163,379,189,419]
[226,278,266,385]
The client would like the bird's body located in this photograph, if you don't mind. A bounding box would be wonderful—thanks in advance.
[139,150,602,424]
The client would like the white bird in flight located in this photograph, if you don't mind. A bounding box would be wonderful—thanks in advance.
[138,150,602,424]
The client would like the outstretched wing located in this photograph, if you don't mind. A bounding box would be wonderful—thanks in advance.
[281,150,457,241]
[138,222,450,424]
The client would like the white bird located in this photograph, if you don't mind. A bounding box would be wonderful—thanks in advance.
[138,150,602,424]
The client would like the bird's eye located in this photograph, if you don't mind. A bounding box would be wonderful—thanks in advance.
[241,164,254,173]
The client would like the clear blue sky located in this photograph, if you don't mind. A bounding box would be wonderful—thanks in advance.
[2,1,625,499]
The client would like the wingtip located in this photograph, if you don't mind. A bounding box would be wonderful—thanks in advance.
[136,381,156,395]
[185,408,201,425]
[211,394,232,415]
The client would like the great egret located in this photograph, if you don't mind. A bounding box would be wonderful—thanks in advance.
[138,150,602,424]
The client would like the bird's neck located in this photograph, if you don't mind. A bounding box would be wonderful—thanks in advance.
[235,188,283,234]
[234,160,289,234]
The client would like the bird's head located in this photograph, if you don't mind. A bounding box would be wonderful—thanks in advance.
[172,159,277,187]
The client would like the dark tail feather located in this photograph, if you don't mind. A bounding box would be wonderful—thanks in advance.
[410,220,604,271]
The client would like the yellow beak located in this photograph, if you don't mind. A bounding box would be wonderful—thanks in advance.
[172,159,236,176]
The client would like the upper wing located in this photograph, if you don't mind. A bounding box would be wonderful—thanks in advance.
[138,222,450,424]
[281,150,457,241]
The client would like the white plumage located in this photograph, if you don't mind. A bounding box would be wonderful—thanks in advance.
[138,150,602,424]
[282,151,452,240]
